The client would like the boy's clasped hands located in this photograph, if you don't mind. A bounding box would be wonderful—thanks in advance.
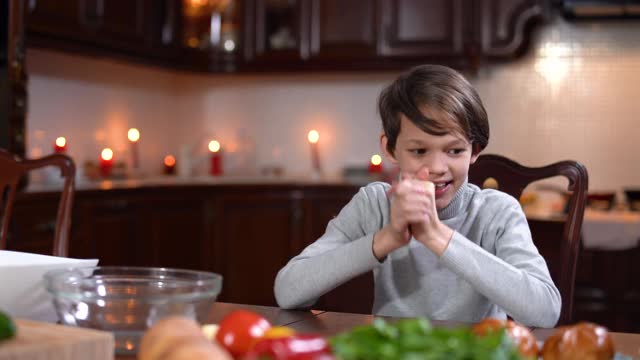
[373,166,454,260]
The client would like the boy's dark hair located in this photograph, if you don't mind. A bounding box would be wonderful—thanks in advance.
[378,64,489,155]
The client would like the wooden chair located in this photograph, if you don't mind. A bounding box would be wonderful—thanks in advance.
[0,149,75,257]
[468,154,588,325]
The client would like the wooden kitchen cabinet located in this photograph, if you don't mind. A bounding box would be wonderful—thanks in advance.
[12,183,640,332]
[212,187,305,306]
[305,0,377,66]
[242,0,307,68]
[479,0,550,57]
[25,0,179,64]
[378,0,469,57]
[23,0,551,72]
[10,183,358,305]
[2,1,27,159]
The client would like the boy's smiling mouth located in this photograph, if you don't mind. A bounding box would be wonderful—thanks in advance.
[434,181,453,198]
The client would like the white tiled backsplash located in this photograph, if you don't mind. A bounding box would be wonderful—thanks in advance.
[26,16,640,193]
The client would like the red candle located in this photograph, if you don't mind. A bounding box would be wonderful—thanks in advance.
[53,137,67,153]
[100,148,114,177]
[208,140,223,176]
[307,130,322,174]
[128,128,140,170]
[163,155,176,175]
[368,154,383,173]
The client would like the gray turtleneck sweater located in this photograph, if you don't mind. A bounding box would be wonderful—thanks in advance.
[274,181,561,328]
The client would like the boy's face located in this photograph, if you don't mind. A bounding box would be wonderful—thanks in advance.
[382,114,479,210]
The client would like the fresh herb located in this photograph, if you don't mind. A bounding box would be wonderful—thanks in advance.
[0,310,17,341]
[329,318,523,360]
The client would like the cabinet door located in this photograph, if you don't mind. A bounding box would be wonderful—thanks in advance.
[144,197,209,270]
[479,0,548,57]
[78,196,148,266]
[300,187,373,314]
[307,0,376,62]
[243,0,309,66]
[92,0,153,50]
[24,0,87,41]
[378,0,468,57]
[213,188,303,306]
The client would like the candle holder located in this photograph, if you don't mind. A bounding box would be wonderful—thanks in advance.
[100,148,114,178]
[127,128,141,177]
[307,130,323,179]
[53,137,67,154]
[368,154,383,174]
[163,155,176,175]
[208,140,223,176]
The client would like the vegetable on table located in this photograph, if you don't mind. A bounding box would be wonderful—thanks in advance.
[0,310,16,341]
[244,333,334,360]
[215,309,273,358]
[329,317,524,360]
[472,318,539,359]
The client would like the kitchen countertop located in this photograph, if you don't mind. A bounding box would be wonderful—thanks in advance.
[24,174,368,193]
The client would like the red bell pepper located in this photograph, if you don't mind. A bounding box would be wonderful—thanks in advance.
[244,334,334,360]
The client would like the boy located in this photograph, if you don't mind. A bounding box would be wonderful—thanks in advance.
[274,65,560,328]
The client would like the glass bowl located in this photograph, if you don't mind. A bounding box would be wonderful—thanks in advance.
[43,266,222,355]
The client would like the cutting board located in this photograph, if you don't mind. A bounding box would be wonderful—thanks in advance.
[0,319,114,360]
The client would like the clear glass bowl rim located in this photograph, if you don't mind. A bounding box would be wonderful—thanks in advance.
[44,266,223,303]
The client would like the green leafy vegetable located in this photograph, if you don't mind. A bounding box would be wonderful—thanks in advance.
[0,310,17,341]
[329,318,523,360]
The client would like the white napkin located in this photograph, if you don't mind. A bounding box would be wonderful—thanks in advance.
[0,250,98,322]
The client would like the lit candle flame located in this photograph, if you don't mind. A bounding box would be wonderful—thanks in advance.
[127,128,140,142]
[55,137,66,147]
[164,155,176,167]
[307,130,320,144]
[371,154,382,166]
[208,140,221,153]
[101,148,114,161]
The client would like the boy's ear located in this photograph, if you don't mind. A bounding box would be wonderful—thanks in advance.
[470,150,480,164]
[380,134,398,165]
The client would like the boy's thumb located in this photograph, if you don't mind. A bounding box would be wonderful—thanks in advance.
[416,166,430,181]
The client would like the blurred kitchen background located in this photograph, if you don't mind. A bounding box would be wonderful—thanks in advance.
[3,0,640,332]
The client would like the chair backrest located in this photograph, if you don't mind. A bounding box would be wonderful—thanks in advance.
[468,154,588,325]
[0,149,75,257]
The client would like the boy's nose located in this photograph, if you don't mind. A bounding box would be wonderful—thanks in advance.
[426,154,447,175]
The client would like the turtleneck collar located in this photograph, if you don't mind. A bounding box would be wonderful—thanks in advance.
[437,178,470,220]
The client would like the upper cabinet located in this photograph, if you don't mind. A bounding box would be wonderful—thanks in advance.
[479,0,550,57]
[24,0,550,72]
[25,0,177,61]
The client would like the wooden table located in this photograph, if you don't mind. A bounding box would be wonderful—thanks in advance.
[117,302,640,359]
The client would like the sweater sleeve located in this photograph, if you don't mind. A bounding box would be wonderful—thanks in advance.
[274,185,385,310]
[440,200,561,328]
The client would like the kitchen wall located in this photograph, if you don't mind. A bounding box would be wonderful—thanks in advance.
[26,16,640,192]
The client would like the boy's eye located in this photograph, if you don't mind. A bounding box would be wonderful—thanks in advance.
[409,149,426,155]
[448,149,465,155]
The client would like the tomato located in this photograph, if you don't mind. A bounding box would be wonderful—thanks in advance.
[215,310,272,358]
[472,318,539,359]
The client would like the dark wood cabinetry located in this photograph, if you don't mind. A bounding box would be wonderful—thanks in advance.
[10,184,359,307]
[307,0,376,62]
[213,187,305,305]
[25,0,177,64]
[23,0,551,72]
[10,183,640,332]
[479,0,550,57]
[1,1,27,159]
